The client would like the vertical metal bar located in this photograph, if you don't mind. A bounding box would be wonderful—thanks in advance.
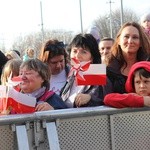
[16,125,30,150]
[120,0,124,26]
[79,0,83,34]
[46,122,60,150]
[109,0,113,38]
[40,1,44,43]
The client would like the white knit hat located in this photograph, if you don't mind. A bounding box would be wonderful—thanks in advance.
[140,13,150,23]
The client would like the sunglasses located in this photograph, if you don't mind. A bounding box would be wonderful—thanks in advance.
[44,42,65,52]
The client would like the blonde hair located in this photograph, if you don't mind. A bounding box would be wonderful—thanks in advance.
[5,50,21,60]
[1,59,22,85]
[26,48,35,58]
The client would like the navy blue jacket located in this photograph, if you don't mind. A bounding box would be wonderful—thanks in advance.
[38,91,68,110]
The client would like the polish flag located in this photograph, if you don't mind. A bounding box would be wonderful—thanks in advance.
[0,86,36,114]
[0,86,8,114]
[8,87,36,114]
[7,75,22,87]
[75,64,106,85]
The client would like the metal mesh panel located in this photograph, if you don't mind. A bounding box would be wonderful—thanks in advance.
[57,115,111,150]
[0,125,17,150]
[37,128,50,150]
[43,130,50,150]
[0,123,45,150]
[111,111,150,150]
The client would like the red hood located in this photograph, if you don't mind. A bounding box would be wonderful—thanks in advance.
[125,61,150,93]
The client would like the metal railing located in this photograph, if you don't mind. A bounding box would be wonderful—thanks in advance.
[0,106,150,150]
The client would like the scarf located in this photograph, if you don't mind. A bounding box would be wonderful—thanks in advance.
[25,87,46,99]
[61,72,75,101]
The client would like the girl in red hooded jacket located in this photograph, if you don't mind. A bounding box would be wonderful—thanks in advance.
[104,61,150,108]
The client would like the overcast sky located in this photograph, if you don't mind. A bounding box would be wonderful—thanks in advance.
[0,0,150,48]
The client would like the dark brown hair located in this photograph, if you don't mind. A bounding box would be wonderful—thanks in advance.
[39,39,68,65]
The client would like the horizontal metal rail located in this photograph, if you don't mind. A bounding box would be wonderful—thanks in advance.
[0,106,149,125]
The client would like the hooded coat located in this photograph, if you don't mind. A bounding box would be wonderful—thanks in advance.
[104,61,150,108]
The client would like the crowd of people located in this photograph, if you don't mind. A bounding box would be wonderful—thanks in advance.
[0,13,150,114]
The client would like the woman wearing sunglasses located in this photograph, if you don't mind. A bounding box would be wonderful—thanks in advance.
[39,40,70,95]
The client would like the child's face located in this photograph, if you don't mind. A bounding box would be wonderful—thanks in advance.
[134,72,150,96]
[70,46,93,62]
[141,20,150,29]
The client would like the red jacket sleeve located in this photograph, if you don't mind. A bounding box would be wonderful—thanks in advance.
[104,93,144,108]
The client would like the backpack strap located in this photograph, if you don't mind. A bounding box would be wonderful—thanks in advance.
[39,90,55,102]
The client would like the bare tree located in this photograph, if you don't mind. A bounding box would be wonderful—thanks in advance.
[12,8,139,57]
[12,29,74,58]
[94,8,139,39]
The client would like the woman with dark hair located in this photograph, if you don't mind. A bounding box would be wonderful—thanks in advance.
[60,33,104,108]
[103,21,150,95]
[0,51,8,83]
[69,33,101,64]
[39,39,70,95]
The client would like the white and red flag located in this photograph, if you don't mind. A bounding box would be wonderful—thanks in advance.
[0,75,36,114]
[70,58,106,86]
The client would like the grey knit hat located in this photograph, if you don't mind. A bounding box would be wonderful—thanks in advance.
[140,13,150,23]
[87,26,100,41]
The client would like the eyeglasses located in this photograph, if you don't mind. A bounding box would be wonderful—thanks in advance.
[44,42,65,52]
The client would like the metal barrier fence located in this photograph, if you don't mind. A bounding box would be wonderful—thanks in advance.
[0,106,150,150]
